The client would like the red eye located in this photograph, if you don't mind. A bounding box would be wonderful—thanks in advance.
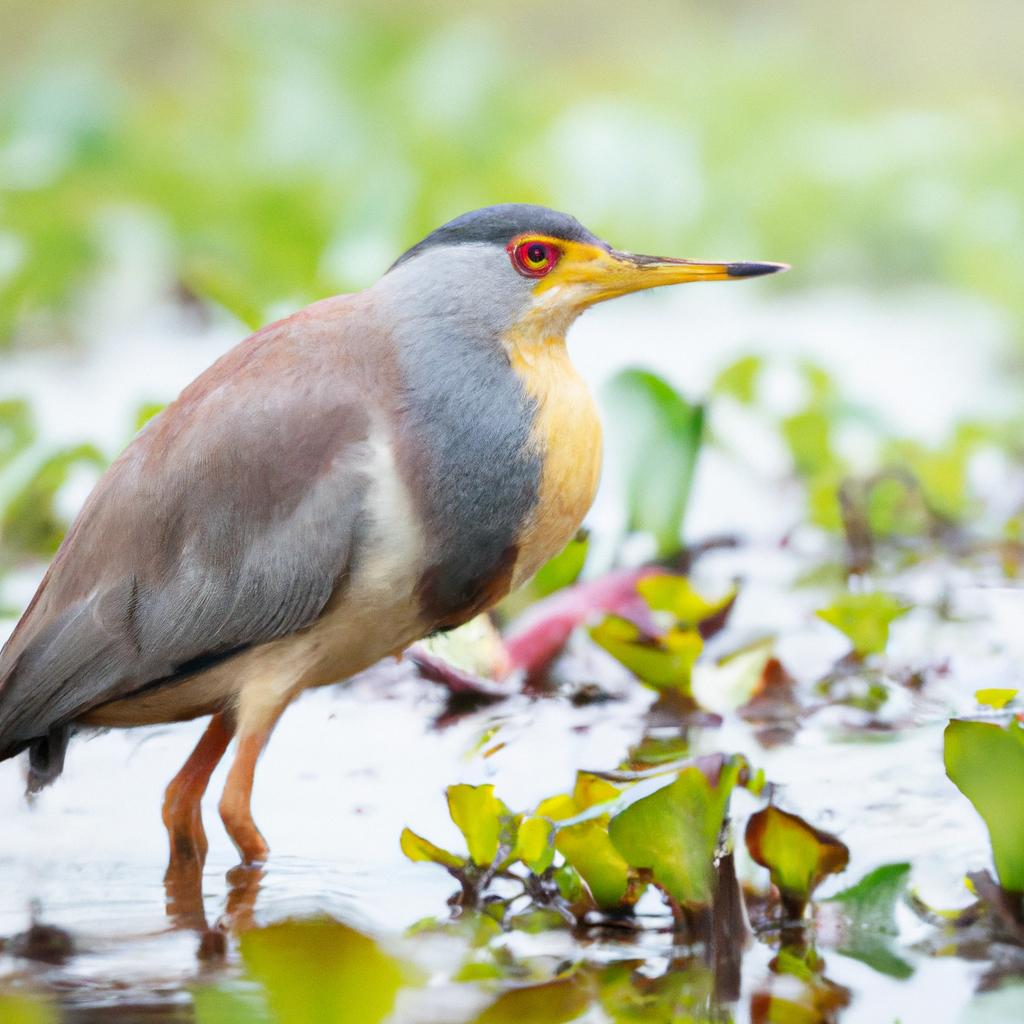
[508,237,561,278]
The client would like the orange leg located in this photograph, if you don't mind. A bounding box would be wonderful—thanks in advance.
[218,708,286,865]
[162,712,234,867]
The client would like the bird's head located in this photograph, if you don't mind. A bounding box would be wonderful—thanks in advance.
[381,203,786,345]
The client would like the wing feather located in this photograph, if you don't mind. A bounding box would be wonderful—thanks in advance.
[0,300,377,761]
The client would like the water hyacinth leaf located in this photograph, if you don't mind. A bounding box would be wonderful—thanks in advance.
[192,984,272,1024]
[944,719,1024,893]
[0,994,58,1024]
[240,918,405,1024]
[0,398,35,470]
[608,760,744,909]
[691,640,775,714]
[532,532,589,599]
[713,354,763,405]
[472,974,593,1024]
[636,574,736,630]
[745,807,849,915]
[447,784,513,866]
[975,688,1018,710]
[590,615,702,692]
[512,815,555,874]
[537,786,632,909]
[815,592,910,657]
[400,828,466,870]
[826,863,913,979]
[782,406,836,477]
[572,771,621,812]
[603,368,704,557]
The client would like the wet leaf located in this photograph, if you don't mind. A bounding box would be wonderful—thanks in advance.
[826,863,913,978]
[590,615,702,693]
[636,574,736,630]
[511,815,555,874]
[975,688,1018,709]
[538,787,633,909]
[400,827,467,870]
[0,994,58,1024]
[609,760,744,909]
[692,640,775,714]
[447,784,513,866]
[193,984,272,1024]
[598,960,718,1023]
[239,918,405,1024]
[944,719,1024,893]
[815,592,909,657]
[603,368,704,557]
[745,806,849,916]
[472,974,593,1024]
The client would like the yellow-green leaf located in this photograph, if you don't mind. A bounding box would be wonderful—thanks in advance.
[447,784,511,866]
[636,574,735,628]
[609,760,744,908]
[944,718,1024,893]
[513,816,555,874]
[815,592,909,656]
[975,688,1018,710]
[240,918,405,1024]
[745,806,849,912]
[400,827,466,870]
[590,616,702,692]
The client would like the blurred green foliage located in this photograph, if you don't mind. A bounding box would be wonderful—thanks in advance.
[3,0,1024,346]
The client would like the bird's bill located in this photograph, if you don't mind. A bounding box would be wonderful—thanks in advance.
[538,240,788,308]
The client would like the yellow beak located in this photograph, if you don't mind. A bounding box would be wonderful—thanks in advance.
[542,241,788,307]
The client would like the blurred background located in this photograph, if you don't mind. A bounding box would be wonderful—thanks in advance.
[3,0,1024,582]
[3,2,1024,1020]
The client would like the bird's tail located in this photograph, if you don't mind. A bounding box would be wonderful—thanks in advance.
[0,651,70,792]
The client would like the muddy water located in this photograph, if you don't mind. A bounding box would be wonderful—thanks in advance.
[1,283,1021,1021]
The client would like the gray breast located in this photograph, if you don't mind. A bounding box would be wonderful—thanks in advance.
[391,326,542,627]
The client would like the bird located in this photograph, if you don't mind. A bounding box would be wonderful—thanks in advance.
[0,204,784,871]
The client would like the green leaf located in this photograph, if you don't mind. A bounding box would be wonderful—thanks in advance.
[944,719,1024,893]
[826,863,914,978]
[589,615,702,693]
[472,974,593,1024]
[537,789,632,909]
[239,918,406,1024]
[815,591,909,657]
[782,407,836,477]
[975,688,1018,710]
[713,354,763,404]
[0,995,58,1024]
[193,984,272,1024]
[532,532,589,598]
[608,760,744,908]
[745,806,849,914]
[447,784,512,867]
[603,368,704,557]
[511,815,555,874]
[691,640,775,713]
[636,574,735,629]
[400,827,467,870]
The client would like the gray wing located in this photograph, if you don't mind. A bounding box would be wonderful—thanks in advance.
[0,303,376,772]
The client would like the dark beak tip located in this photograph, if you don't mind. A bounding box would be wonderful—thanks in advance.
[726,261,790,279]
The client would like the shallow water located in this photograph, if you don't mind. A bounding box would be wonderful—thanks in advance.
[1,281,1022,1021]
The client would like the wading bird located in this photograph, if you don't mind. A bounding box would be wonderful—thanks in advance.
[0,205,784,870]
